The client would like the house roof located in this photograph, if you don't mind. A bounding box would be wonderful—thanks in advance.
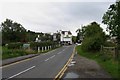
[61,31,72,35]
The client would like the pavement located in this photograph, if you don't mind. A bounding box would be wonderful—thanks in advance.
[2,45,75,79]
[62,54,111,79]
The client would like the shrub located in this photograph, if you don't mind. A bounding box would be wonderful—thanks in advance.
[81,22,106,52]
[2,48,26,59]
[82,34,104,52]
[7,42,23,49]
[103,41,116,47]
[30,41,59,50]
[2,46,36,59]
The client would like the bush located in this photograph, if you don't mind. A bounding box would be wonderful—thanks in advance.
[82,34,104,51]
[103,41,116,47]
[81,22,106,52]
[7,42,23,49]
[30,41,59,50]
[2,49,26,59]
[2,46,36,59]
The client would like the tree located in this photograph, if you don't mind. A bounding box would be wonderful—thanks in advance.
[76,25,87,43]
[102,1,120,45]
[76,28,81,43]
[81,22,106,51]
[72,36,76,43]
[76,27,84,43]
[1,19,27,45]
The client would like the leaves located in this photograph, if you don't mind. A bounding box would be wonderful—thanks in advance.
[102,1,120,41]
[1,19,27,44]
[81,22,105,51]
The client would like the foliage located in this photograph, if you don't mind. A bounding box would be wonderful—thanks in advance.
[76,25,87,43]
[56,32,61,42]
[1,19,58,45]
[6,41,59,50]
[72,36,76,43]
[102,1,120,45]
[103,41,116,47]
[81,22,106,51]
[1,19,27,45]
[7,42,23,49]
[76,45,119,78]
[2,41,60,59]
[29,41,59,50]
[2,46,36,59]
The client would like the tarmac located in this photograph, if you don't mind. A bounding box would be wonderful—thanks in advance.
[1,54,39,66]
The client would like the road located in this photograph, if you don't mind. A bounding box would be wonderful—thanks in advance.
[2,45,75,79]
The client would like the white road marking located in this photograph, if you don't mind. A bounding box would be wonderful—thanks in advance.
[50,55,55,59]
[57,52,62,54]
[62,49,66,52]
[45,58,50,61]
[45,55,56,62]
[7,66,35,79]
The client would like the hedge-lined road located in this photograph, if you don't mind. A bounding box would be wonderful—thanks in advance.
[2,45,75,79]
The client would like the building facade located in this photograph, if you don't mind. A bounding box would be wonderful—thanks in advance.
[60,30,72,45]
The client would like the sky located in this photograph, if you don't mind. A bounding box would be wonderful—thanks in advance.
[0,0,116,36]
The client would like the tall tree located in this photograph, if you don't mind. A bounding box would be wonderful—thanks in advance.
[81,22,106,51]
[76,25,86,43]
[1,19,27,44]
[102,1,120,45]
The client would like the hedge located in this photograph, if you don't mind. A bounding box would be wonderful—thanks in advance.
[7,41,59,50]
[7,42,23,49]
[30,41,59,50]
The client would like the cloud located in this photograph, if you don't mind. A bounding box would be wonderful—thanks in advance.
[1,1,115,35]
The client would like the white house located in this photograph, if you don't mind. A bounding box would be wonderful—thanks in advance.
[60,30,72,45]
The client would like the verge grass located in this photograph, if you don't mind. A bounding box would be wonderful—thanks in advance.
[76,45,119,78]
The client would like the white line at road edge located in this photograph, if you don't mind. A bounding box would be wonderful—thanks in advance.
[6,66,35,80]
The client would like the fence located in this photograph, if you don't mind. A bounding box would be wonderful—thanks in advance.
[101,45,119,59]
[37,44,61,53]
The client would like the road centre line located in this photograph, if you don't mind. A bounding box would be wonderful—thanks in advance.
[57,48,68,54]
[45,55,56,62]
[1,48,59,68]
[57,52,62,54]
[7,66,35,80]
[62,49,66,52]
[45,58,50,61]
[50,55,55,59]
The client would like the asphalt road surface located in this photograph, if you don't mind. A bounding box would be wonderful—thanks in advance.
[2,45,75,79]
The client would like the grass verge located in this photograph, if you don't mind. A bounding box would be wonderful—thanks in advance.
[2,46,61,60]
[2,47,37,59]
[76,45,119,78]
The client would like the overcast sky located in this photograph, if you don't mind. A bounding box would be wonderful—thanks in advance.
[1,0,116,36]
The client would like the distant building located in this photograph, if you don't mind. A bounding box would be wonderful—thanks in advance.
[60,30,72,45]
[35,35,41,42]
